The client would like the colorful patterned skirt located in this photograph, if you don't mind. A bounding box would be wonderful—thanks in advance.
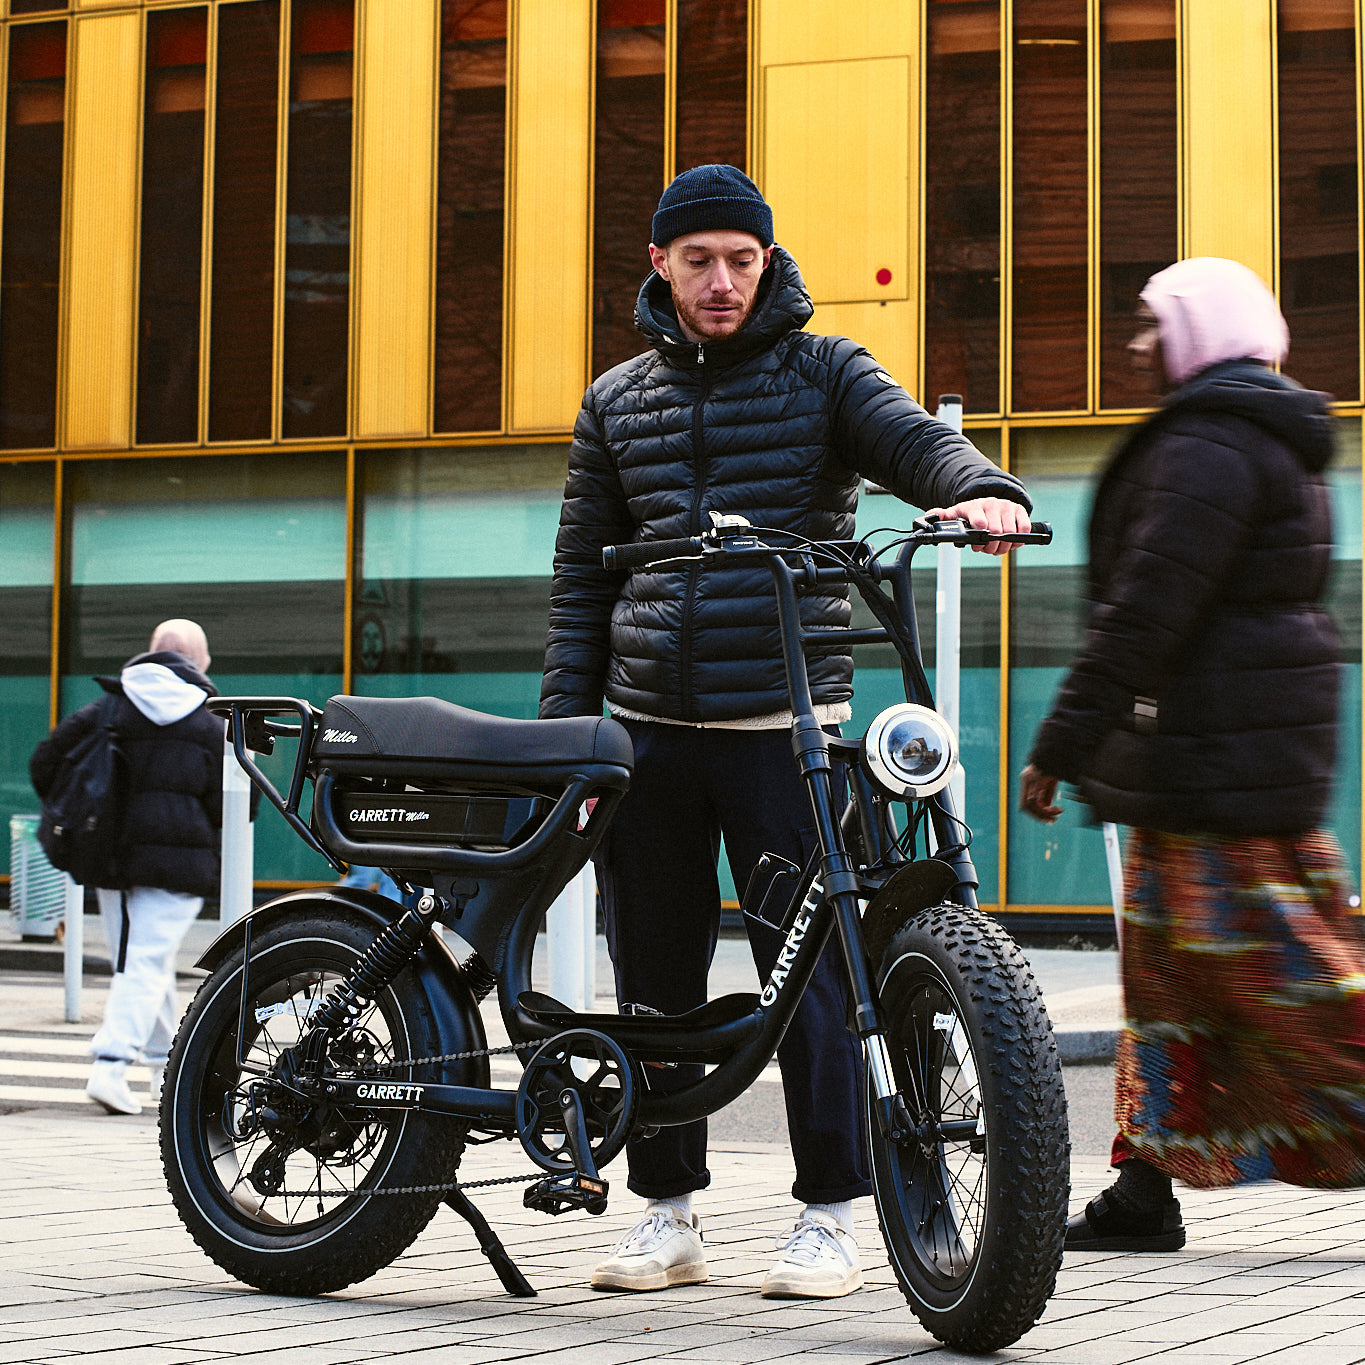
[1113,827,1365,1189]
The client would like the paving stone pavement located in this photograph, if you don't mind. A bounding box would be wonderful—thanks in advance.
[5,1104,1365,1361]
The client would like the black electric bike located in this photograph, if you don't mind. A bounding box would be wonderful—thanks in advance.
[161,516,1070,1353]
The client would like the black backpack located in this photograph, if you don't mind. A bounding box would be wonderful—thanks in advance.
[37,692,129,888]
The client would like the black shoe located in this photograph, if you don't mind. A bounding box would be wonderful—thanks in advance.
[1065,1189,1186,1253]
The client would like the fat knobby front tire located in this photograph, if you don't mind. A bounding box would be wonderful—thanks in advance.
[868,901,1069,1352]
[160,912,469,1295]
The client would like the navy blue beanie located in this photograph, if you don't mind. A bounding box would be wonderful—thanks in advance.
[651,164,774,248]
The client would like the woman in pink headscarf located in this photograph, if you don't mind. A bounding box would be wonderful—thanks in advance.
[1021,257,1365,1252]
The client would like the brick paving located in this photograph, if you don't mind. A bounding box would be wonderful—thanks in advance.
[3,1106,1365,1363]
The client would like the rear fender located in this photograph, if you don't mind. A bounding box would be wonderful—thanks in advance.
[196,885,489,1084]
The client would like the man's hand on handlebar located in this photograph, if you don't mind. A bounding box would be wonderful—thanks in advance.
[924,497,1031,556]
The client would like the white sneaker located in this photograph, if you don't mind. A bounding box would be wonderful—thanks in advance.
[590,1203,707,1291]
[761,1210,862,1298]
[85,1059,142,1116]
[148,1065,165,1106]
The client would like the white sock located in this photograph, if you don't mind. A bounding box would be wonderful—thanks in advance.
[649,1193,694,1222]
[805,1200,854,1237]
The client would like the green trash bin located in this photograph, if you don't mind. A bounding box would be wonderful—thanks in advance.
[10,814,67,941]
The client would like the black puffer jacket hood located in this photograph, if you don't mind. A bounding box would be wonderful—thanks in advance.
[1158,359,1336,472]
[1029,361,1340,835]
[30,650,226,896]
[632,243,815,367]
[541,246,1031,723]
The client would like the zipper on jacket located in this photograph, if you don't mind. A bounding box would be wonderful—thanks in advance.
[697,343,705,364]
[679,373,710,721]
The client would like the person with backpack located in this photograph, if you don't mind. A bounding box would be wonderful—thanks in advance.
[30,620,225,1116]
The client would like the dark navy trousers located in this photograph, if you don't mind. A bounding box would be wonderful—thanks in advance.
[594,719,871,1205]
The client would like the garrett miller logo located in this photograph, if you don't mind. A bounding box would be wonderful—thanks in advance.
[323,729,359,744]
[356,1082,424,1103]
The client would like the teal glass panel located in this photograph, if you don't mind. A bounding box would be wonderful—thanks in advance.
[0,461,53,843]
[353,445,568,698]
[60,453,345,883]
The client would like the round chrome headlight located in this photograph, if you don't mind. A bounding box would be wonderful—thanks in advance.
[861,703,958,799]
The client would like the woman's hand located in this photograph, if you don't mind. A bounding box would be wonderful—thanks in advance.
[1019,764,1064,823]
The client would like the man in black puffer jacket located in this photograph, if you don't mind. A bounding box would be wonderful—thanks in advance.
[31,619,225,1117]
[541,166,1034,1299]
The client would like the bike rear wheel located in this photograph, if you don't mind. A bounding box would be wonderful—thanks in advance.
[868,901,1069,1352]
[161,913,469,1295]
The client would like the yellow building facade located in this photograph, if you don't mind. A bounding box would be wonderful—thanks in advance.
[0,0,1358,924]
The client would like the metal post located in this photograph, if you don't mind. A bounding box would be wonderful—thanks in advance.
[220,736,254,926]
[548,863,596,1012]
[935,394,965,816]
[1103,822,1125,949]
[63,875,83,1023]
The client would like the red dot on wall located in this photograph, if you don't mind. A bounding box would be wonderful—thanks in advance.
[876,268,893,286]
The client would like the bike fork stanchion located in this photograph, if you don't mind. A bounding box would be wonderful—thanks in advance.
[62,875,83,1023]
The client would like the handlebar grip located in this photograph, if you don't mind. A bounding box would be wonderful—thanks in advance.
[604,536,704,571]
[1017,521,1052,544]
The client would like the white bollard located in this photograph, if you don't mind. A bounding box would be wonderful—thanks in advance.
[935,394,965,817]
[1103,822,1125,949]
[548,863,597,1012]
[220,736,254,926]
[63,875,83,1023]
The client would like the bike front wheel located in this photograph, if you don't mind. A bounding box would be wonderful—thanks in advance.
[867,901,1069,1352]
[161,912,470,1295]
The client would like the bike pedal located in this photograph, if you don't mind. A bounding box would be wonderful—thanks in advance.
[523,1172,609,1217]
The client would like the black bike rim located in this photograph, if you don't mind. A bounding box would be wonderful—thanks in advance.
[873,954,989,1296]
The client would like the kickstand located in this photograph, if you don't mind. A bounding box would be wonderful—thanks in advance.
[444,1186,537,1297]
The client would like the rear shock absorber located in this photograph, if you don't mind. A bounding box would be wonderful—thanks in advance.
[307,893,446,1043]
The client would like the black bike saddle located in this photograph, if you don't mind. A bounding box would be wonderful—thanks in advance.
[311,695,633,778]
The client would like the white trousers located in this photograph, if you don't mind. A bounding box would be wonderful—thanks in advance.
[91,886,203,1067]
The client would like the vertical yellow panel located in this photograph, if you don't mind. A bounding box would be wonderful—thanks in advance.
[765,58,910,304]
[353,0,438,439]
[1182,0,1275,283]
[63,12,140,450]
[508,0,592,432]
[755,0,921,394]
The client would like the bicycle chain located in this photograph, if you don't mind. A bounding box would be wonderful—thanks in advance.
[265,1037,551,1200]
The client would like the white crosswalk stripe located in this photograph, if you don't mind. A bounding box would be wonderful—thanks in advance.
[0,1030,156,1107]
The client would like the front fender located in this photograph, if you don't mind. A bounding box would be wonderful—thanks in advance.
[197,886,490,1085]
[860,858,961,970]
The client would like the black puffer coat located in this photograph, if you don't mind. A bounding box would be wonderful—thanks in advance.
[1028,361,1340,835]
[540,246,1031,722]
[30,651,225,895]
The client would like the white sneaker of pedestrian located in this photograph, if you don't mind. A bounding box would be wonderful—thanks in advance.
[85,1058,142,1116]
[148,1065,165,1106]
[761,1210,862,1299]
[590,1203,707,1291]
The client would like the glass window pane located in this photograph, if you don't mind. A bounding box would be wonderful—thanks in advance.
[1011,0,1088,413]
[591,0,664,378]
[1278,0,1360,402]
[675,0,746,173]
[1007,427,1118,906]
[61,453,345,881]
[0,460,53,842]
[924,0,1001,415]
[137,6,207,446]
[0,22,65,450]
[281,0,354,439]
[209,0,281,443]
[9,2,64,14]
[353,445,569,718]
[433,0,506,434]
[1098,0,1176,409]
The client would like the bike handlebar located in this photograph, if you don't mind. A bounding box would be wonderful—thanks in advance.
[603,520,1052,573]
